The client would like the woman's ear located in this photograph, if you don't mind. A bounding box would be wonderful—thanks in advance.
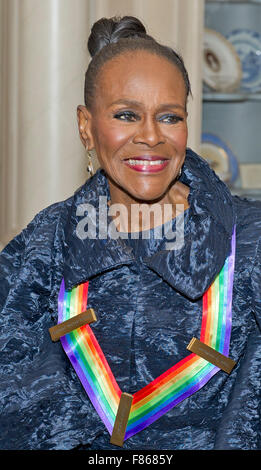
[77,105,95,149]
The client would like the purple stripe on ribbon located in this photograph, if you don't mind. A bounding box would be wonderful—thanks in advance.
[223,226,236,356]
[58,278,65,323]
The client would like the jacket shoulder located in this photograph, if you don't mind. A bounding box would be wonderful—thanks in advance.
[0,194,76,309]
[232,195,261,271]
[233,195,261,237]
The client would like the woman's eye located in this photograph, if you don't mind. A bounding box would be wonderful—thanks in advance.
[113,111,138,122]
[159,114,184,124]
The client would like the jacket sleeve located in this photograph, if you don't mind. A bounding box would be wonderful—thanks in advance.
[0,208,64,449]
[251,236,261,331]
[1,215,39,308]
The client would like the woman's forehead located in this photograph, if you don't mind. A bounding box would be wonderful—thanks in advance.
[94,50,186,107]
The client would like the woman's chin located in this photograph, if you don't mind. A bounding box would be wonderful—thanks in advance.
[127,189,169,204]
[107,172,174,205]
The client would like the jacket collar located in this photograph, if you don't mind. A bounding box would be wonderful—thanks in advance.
[63,148,236,300]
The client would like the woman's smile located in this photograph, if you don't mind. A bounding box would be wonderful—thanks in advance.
[123,155,170,173]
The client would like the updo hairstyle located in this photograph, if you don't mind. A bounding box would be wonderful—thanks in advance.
[84,16,192,110]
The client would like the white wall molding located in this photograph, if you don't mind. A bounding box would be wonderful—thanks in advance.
[0,0,90,246]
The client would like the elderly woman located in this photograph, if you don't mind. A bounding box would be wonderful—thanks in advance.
[0,16,261,451]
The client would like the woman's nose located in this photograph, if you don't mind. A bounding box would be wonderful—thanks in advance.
[133,117,165,147]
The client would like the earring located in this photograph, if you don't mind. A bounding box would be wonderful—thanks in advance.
[86,144,94,176]
[178,168,182,178]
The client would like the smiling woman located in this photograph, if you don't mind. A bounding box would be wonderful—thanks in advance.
[0,15,261,451]
[77,16,190,230]
[77,49,189,230]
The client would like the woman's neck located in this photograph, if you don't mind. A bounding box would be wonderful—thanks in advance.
[107,180,190,233]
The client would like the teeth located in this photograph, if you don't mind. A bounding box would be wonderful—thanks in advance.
[127,159,165,166]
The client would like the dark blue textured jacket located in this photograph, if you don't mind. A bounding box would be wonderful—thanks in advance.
[0,149,261,450]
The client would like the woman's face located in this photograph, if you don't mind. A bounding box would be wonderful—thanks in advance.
[78,50,188,204]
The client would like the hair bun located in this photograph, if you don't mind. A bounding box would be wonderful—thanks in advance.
[88,16,147,57]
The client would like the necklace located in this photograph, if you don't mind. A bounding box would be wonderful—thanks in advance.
[57,227,236,445]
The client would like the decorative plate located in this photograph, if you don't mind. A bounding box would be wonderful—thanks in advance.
[203,29,242,92]
[200,133,239,183]
[227,29,261,92]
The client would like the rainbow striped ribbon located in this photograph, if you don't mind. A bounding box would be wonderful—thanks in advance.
[58,227,236,441]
